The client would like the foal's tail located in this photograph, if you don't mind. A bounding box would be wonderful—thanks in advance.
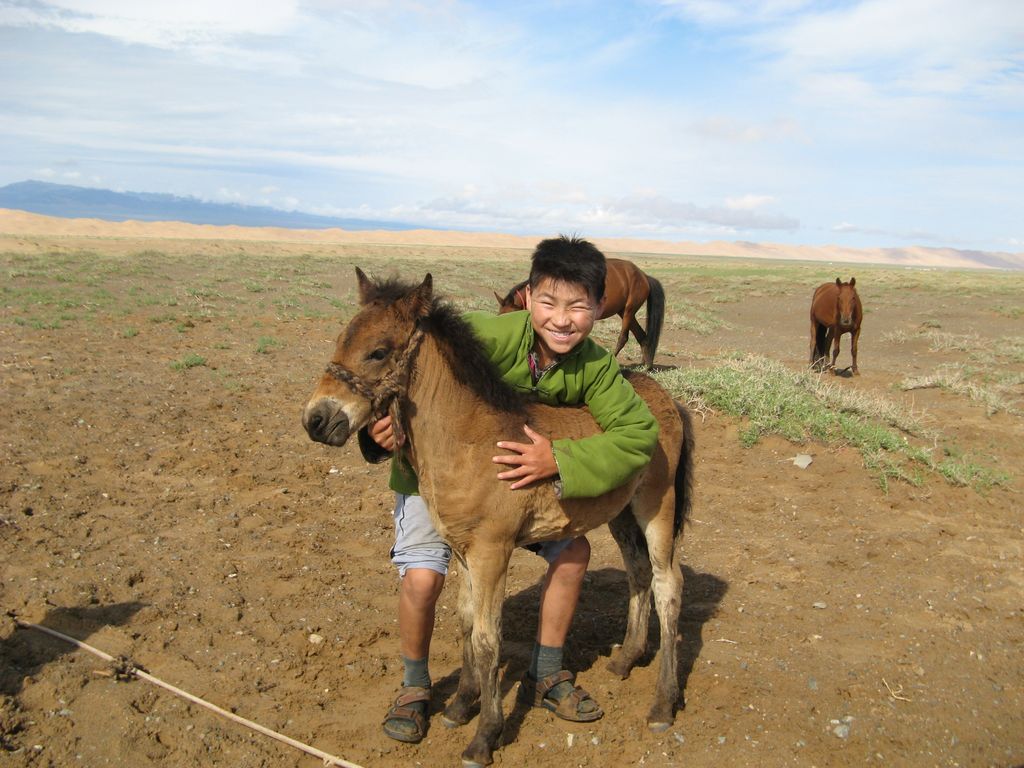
[642,275,665,369]
[673,400,695,537]
[607,399,695,561]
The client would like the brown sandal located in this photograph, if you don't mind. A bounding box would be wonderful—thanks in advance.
[382,685,431,743]
[518,670,604,723]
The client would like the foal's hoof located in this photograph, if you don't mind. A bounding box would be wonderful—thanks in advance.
[441,714,465,729]
[461,749,493,767]
[441,699,474,728]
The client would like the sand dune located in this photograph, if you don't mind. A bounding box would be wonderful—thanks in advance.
[2,208,1021,270]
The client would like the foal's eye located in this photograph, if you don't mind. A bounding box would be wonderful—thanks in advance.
[367,347,389,361]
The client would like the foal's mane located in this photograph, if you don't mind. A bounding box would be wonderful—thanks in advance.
[369,276,528,415]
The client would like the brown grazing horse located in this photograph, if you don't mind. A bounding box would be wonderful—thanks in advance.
[495,257,666,369]
[304,268,694,767]
[810,277,863,375]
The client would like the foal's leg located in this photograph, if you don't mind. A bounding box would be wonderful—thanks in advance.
[645,517,683,730]
[460,545,513,768]
[442,561,478,727]
[607,509,654,678]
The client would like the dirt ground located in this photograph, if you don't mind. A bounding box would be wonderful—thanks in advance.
[1,233,1022,768]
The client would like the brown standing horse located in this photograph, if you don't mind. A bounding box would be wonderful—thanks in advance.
[304,268,694,767]
[495,257,665,369]
[810,277,863,375]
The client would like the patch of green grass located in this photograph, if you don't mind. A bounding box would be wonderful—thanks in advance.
[666,301,728,335]
[14,317,63,330]
[901,365,1018,416]
[924,330,980,353]
[123,327,139,338]
[934,450,1009,491]
[653,354,1004,492]
[170,353,207,370]
[881,329,910,344]
[993,304,1023,319]
[256,336,281,354]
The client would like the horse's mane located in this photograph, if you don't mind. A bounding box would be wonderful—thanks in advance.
[367,276,528,415]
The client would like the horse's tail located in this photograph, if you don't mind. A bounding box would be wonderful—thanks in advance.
[673,400,695,536]
[642,275,665,369]
[815,323,829,360]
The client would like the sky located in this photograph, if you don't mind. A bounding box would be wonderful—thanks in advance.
[1,0,1022,252]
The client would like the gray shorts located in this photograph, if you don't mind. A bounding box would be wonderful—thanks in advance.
[390,493,573,577]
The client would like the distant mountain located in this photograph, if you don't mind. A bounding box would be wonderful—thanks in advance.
[0,180,416,231]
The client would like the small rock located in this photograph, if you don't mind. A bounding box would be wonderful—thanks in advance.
[308,633,324,645]
[813,602,828,609]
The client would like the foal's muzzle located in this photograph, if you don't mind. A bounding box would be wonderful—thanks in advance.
[303,399,352,446]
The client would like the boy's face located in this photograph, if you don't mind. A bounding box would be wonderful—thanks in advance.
[525,278,601,365]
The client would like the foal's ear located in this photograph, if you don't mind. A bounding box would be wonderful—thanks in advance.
[849,277,856,287]
[408,273,433,317]
[835,277,842,286]
[494,291,505,308]
[355,267,374,304]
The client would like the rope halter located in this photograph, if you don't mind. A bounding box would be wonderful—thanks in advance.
[322,325,426,447]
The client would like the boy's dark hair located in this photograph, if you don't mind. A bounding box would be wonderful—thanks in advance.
[528,235,606,303]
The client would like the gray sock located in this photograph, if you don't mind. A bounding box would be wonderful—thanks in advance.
[530,644,564,680]
[402,655,431,689]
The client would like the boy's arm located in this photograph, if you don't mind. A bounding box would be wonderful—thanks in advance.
[552,353,659,499]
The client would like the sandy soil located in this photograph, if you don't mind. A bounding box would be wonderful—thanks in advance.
[3,208,1024,270]
[1,221,1022,768]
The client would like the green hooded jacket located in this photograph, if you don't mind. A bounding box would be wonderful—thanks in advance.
[372,309,659,499]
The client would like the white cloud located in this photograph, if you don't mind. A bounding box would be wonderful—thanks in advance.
[726,194,775,211]
[656,0,813,26]
[1,0,302,47]
[756,0,1024,102]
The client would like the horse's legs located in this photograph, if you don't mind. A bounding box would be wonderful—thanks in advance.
[443,560,478,727]
[628,315,647,346]
[607,509,653,678]
[851,326,860,375]
[459,546,513,768]
[831,329,843,374]
[809,319,819,368]
[614,312,632,356]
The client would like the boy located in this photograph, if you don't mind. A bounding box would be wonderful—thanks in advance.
[362,235,659,743]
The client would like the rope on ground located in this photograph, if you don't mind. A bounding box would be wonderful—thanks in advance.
[14,619,365,768]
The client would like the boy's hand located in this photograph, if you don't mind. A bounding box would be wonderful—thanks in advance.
[369,415,402,451]
[493,424,558,490]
